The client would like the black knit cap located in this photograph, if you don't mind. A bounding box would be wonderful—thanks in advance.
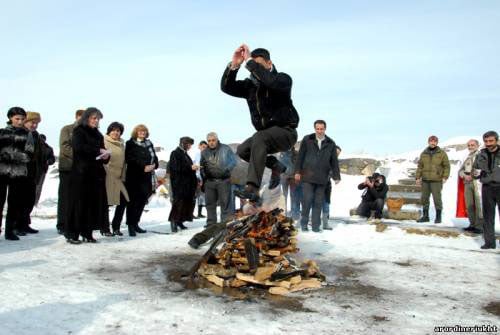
[251,48,270,61]
[180,136,194,146]
[7,106,27,119]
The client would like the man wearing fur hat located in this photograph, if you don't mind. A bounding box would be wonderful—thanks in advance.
[16,111,54,234]
[416,135,450,223]
[221,44,299,203]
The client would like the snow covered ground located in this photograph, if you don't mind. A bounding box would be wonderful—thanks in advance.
[1,138,499,335]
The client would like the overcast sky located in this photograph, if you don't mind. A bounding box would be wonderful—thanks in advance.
[1,0,499,155]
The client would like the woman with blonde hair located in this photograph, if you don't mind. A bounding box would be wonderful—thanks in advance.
[124,124,158,236]
[103,122,129,236]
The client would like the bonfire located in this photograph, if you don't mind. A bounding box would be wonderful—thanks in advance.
[191,208,326,295]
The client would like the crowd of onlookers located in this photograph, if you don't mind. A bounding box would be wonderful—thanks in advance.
[0,106,498,249]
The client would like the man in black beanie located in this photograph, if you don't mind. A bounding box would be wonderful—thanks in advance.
[221,44,299,202]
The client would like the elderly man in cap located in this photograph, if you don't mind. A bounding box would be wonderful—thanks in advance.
[416,135,450,223]
[221,44,299,203]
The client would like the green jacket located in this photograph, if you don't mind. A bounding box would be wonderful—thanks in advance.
[416,146,450,181]
[58,122,76,172]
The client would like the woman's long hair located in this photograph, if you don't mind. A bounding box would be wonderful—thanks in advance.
[78,107,103,127]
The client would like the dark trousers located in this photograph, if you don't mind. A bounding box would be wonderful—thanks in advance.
[205,179,232,226]
[57,171,71,232]
[356,198,385,219]
[481,184,500,246]
[282,178,302,220]
[237,126,297,187]
[421,180,443,210]
[126,196,147,227]
[16,177,37,231]
[300,182,326,231]
[34,172,47,206]
[111,193,128,231]
[0,176,23,234]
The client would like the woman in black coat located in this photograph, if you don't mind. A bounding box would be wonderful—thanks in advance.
[65,108,110,244]
[124,124,158,237]
[0,107,34,240]
[168,136,198,232]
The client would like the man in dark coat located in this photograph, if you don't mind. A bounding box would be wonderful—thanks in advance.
[168,136,198,232]
[295,120,341,232]
[221,44,299,202]
[356,173,388,221]
[200,132,237,226]
[473,130,500,249]
[57,109,83,235]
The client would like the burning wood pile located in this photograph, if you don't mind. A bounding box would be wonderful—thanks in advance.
[191,208,325,295]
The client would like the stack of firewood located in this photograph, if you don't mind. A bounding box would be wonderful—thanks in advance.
[196,209,325,295]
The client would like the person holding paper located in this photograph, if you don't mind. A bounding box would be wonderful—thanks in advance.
[65,108,110,244]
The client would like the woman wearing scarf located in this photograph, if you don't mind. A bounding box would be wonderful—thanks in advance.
[104,122,129,236]
[0,107,34,240]
[168,136,198,233]
[124,124,158,236]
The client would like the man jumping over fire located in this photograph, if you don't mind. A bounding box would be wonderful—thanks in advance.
[221,44,299,203]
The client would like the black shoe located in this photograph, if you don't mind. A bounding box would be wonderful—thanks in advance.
[128,225,136,237]
[469,227,483,234]
[82,237,97,243]
[57,228,65,235]
[135,225,147,233]
[170,222,178,233]
[462,226,474,232]
[188,238,200,249]
[5,232,20,241]
[198,214,206,218]
[323,224,333,230]
[234,185,261,203]
[113,230,123,236]
[480,244,496,250]
[417,209,429,223]
[177,222,188,230]
[301,227,309,232]
[66,238,82,245]
[14,230,27,236]
[25,226,39,234]
[100,230,113,237]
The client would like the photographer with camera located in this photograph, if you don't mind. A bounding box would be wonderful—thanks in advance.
[356,173,388,221]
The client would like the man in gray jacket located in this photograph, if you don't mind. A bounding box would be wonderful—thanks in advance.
[294,120,341,232]
[473,130,500,249]
[458,139,483,234]
[57,109,83,235]
[200,132,237,226]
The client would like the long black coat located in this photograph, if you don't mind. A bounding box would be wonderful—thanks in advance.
[295,134,341,185]
[66,125,109,238]
[168,146,197,223]
[125,139,159,203]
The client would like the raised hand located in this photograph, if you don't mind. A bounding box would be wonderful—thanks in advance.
[231,45,245,69]
[242,44,251,61]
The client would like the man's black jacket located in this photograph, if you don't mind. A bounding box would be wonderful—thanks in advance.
[294,134,341,185]
[358,177,388,202]
[221,60,299,131]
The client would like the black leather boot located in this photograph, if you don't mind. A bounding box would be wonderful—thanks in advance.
[135,224,147,233]
[434,209,442,223]
[170,222,178,233]
[417,208,429,223]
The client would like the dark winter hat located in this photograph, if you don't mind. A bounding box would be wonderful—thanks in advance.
[251,48,270,61]
[428,135,438,142]
[7,106,27,119]
[180,136,194,146]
